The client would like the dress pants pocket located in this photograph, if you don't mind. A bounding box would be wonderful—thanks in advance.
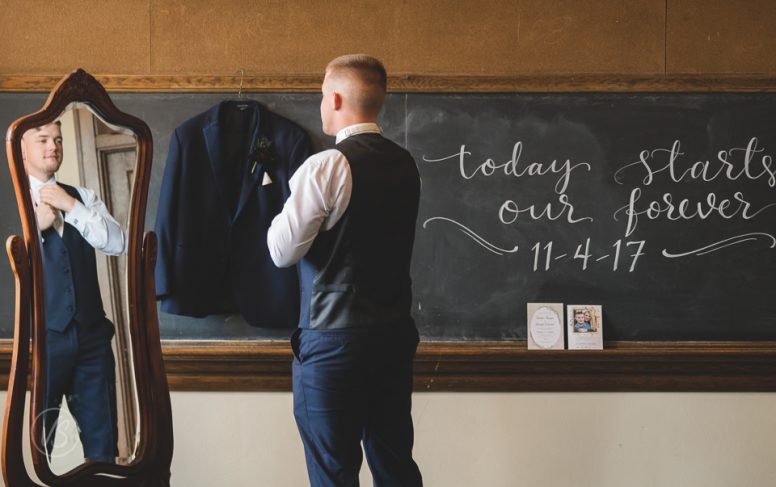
[290,327,302,363]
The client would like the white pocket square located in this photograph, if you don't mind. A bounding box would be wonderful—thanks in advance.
[262,173,273,186]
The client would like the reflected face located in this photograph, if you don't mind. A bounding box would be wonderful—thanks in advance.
[22,123,63,180]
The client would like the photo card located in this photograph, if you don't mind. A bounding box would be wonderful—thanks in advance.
[566,305,603,350]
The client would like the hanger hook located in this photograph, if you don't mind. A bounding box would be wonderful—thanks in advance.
[237,68,244,99]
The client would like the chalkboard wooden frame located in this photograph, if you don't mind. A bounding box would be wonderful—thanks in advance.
[0,339,774,392]
[157,340,776,392]
[3,74,776,93]
[2,74,776,392]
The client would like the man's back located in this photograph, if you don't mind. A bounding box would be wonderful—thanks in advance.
[299,133,420,330]
[270,54,423,487]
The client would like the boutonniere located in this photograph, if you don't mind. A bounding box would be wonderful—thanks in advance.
[250,137,275,174]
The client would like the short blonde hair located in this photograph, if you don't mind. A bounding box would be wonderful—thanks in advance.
[326,54,387,90]
[22,120,61,139]
[326,54,387,116]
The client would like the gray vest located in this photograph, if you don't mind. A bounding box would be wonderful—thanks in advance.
[297,133,420,330]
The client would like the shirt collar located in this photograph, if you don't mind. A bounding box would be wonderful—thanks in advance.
[335,123,382,144]
[29,175,55,192]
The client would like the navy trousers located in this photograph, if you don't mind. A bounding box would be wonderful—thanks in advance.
[44,318,118,463]
[291,327,423,487]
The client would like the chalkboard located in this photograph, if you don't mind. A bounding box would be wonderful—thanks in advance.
[0,93,48,337]
[2,92,775,342]
[409,94,776,341]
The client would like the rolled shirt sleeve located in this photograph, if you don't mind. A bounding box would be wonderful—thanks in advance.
[267,149,352,267]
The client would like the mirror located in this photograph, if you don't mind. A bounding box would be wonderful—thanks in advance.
[3,69,172,486]
[32,102,140,472]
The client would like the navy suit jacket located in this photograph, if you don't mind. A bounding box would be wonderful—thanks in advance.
[154,100,311,327]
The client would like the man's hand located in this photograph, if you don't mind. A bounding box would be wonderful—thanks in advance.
[39,184,76,213]
[35,202,57,231]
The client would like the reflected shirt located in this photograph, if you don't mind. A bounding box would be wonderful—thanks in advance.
[29,175,127,256]
[267,123,382,267]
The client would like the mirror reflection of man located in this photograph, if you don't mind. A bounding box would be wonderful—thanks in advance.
[21,121,126,463]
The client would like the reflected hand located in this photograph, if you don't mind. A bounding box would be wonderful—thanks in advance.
[39,184,76,213]
[35,202,57,231]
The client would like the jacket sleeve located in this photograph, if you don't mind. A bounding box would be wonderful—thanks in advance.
[154,129,183,299]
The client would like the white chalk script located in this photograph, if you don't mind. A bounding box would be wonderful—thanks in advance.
[662,232,776,258]
[422,217,519,256]
[423,141,591,194]
[613,137,776,256]
[613,138,776,187]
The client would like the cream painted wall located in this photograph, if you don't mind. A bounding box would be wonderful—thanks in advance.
[4,391,776,485]
[165,391,776,487]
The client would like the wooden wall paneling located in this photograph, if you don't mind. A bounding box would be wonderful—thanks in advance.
[0,0,150,75]
[512,0,664,73]
[667,0,776,74]
[150,0,405,75]
[151,0,666,76]
[0,0,670,77]
[390,0,666,75]
[6,1,776,78]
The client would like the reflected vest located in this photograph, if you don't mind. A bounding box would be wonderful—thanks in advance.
[298,133,420,330]
[40,184,106,332]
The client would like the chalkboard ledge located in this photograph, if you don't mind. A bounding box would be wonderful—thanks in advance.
[2,339,775,392]
[161,340,776,392]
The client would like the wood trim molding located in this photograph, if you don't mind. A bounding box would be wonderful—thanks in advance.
[160,340,776,392]
[4,74,776,93]
[2,339,776,392]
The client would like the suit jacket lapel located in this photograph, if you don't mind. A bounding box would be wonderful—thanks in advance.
[233,103,265,222]
[202,112,234,219]
[202,101,266,222]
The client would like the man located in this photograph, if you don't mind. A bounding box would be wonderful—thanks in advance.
[268,54,423,486]
[22,121,125,463]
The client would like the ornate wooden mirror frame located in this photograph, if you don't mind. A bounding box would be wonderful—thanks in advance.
[3,69,172,486]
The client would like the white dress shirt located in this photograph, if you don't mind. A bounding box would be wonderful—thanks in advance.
[267,123,382,267]
[29,175,127,256]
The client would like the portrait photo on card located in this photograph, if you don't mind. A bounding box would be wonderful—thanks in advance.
[569,306,598,333]
[567,305,603,349]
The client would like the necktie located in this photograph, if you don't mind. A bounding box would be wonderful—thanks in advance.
[52,208,64,237]
[32,185,65,237]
